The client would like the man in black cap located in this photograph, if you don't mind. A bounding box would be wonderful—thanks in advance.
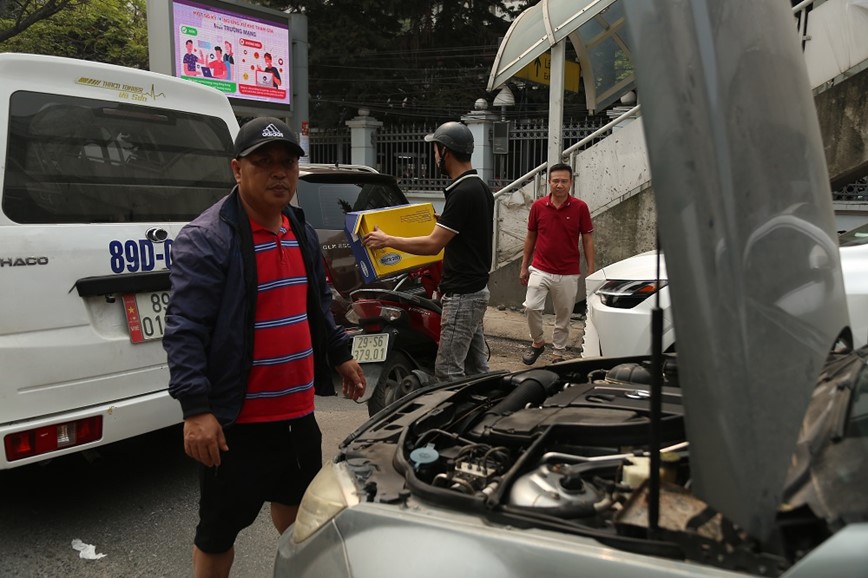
[364,121,494,381]
[163,116,365,577]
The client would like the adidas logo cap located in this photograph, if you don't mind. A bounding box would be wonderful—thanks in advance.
[234,116,305,158]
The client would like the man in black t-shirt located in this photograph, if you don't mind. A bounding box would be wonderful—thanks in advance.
[364,121,493,381]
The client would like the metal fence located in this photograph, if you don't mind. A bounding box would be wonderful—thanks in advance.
[307,128,351,166]
[307,118,608,193]
[374,124,440,191]
[834,176,868,201]
[491,118,608,191]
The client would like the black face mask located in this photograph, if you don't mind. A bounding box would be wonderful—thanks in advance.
[437,145,448,176]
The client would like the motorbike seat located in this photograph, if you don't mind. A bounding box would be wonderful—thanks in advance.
[350,288,442,315]
[410,295,442,315]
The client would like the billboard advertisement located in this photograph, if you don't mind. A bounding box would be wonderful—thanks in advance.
[171,0,291,109]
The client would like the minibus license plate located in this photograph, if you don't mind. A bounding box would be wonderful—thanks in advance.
[123,292,170,344]
[352,333,389,363]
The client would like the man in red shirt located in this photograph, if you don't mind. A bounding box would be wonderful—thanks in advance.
[519,163,595,364]
[164,117,365,577]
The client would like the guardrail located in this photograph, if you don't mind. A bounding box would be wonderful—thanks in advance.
[792,0,814,50]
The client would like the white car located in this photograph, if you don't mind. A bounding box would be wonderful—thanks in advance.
[582,250,674,358]
[583,224,868,357]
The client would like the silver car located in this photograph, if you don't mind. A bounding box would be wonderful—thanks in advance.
[275,2,868,577]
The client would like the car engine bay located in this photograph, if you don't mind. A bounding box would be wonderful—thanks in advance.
[339,351,868,577]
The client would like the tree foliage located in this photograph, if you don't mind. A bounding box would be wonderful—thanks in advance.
[0,0,88,43]
[269,0,530,127]
[0,0,148,68]
[0,0,574,127]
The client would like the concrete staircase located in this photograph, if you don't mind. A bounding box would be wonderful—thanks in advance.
[488,0,868,308]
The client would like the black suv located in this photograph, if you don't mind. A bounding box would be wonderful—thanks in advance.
[295,164,411,325]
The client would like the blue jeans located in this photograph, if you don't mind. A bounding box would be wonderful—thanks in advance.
[436,287,490,381]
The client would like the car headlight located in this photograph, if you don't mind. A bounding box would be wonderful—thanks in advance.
[292,461,359,544]
[597,279,668,309]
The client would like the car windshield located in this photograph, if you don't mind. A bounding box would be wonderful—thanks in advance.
[839,222,868,247]
[295,177,408,230]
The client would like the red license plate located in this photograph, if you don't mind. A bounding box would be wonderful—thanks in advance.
[123,291,170,343]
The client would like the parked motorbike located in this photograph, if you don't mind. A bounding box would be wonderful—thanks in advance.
[348,264,442,416]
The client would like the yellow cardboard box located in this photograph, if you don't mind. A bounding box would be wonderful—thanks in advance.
[344,203,444,283]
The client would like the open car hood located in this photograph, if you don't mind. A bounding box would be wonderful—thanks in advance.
[624,0,849,540]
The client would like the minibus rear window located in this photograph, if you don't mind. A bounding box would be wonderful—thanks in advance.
[2,91,235,224]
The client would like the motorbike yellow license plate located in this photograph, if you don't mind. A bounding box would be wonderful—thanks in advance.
[352,333,390,363]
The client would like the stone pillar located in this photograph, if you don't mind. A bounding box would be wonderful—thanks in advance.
[345,110,382,168]
[461,108,499,184]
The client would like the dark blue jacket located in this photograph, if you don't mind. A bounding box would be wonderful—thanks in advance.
[163,188,351,426]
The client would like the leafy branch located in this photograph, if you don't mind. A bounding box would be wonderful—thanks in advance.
[0,0,89,43]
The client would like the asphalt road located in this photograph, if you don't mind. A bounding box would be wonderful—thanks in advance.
[0,391,374,578]
[0,335,563,577]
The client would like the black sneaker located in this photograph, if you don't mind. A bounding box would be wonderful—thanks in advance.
[522,344,545,365]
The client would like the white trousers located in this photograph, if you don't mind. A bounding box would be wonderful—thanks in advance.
[523,267,580,352]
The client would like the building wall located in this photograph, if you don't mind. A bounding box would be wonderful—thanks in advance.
[816,68,868,190]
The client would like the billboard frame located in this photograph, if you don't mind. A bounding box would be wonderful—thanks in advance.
[147,0,295,115]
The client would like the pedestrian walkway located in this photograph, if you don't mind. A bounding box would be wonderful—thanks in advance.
[483,305,585,363]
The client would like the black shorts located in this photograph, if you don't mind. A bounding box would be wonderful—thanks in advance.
[194,413,322,554]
